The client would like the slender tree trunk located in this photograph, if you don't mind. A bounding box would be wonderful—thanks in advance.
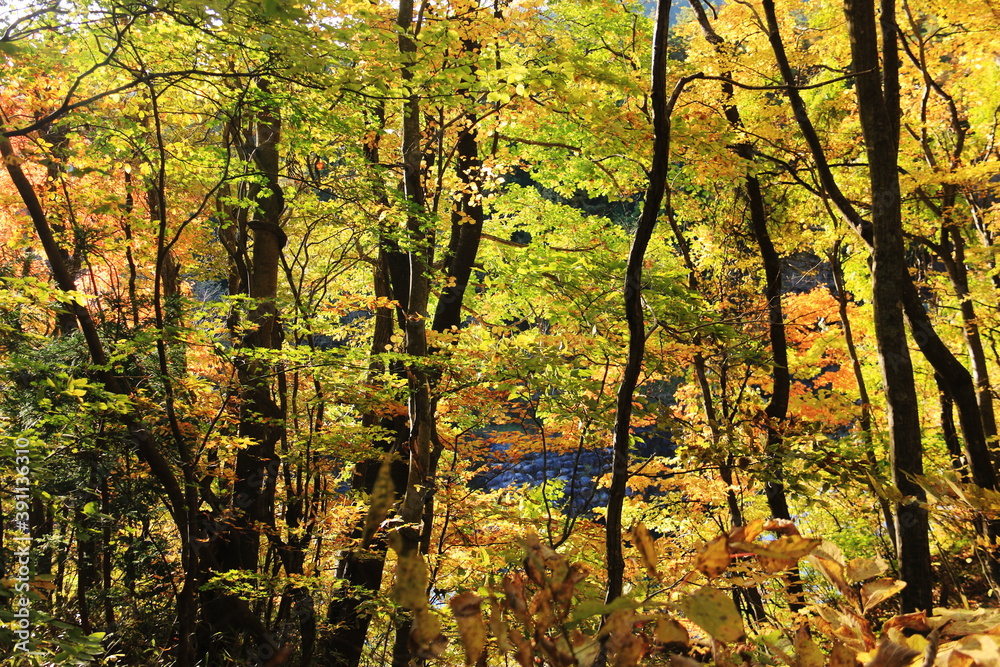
[76,482,96,635]
[432,88,484,334]
[385,3,436,663]
[320,249,409,667]
[939,210,998,454]
[938,373,970,482]
[606,0,674,605]
[100,473,115,629]
[843,0,932,612]
[223,85,286,576]
[829,241,897,552]
[202,82,288,664]
[690,0,800,610]
[693,357,767,622]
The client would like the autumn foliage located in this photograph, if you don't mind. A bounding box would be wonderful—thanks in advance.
[2,0,1000,665]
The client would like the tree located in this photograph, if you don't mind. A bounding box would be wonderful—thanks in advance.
[5,0,1000,663]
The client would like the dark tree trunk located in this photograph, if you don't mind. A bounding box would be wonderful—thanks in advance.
[432,100,484,334]
[605,0,674,605]
[223,87,286,576]
[938,374,970,482]
[690,0,800,610]
[760,0,936,612]
[203,81,288,664]
[844,0,932,612]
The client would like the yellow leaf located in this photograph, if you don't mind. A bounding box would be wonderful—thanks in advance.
[450,592,486,665]
[938,634,1000,667]
[681,586,745,644]
[728,519,765,544]
[487,595,510,652]
[632,522,660,580]
[693,535,730,579]
[391,541,428,611]
[794,623,824,667]
[654,617,690,649]
[860,578,906,614]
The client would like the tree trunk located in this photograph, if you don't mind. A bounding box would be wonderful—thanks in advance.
[207,81,288,662]
[843,0,932,612]
[690,0,800,610]
[829,241,897,552]
[606,0,675,605]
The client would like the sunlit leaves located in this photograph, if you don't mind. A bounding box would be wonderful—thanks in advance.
[692,534,730,579]
[678,586,745,644]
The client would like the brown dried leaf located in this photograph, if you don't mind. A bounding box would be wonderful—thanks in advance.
[670,655,703,667]
[815,604,875,651]
[600,608,637,645]
[503,573,528,618]
[450,592,487,665]
[535,626,576,666]
[524,551,546,587]
[633,522,660,580]
[930,608,1000,636]
[570,631,601,667]
[508,627,534,667]
[829,641,861,667]
[808,542,860,609]
[882,612,930,636]
[861,579,907,614]
[614,634,646,667]
[694,535,731,579]
[741,536,821,573]
[530,588,555,628]
[554,563,590,605]
[763,518,801,536]
[523,531,549,586]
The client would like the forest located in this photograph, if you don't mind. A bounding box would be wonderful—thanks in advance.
[2,0,1000,664]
